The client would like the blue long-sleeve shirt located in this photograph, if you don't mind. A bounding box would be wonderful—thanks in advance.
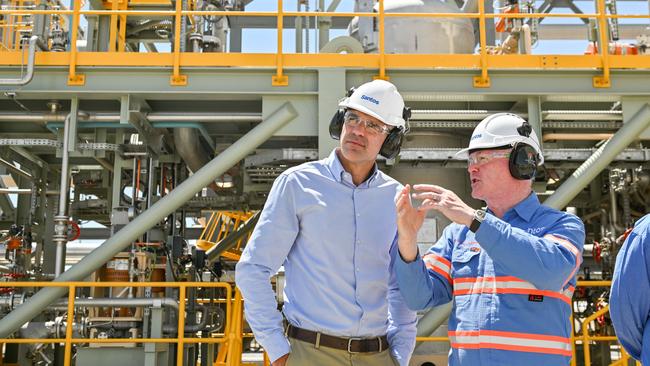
[235,149,417,364]
[610,214,650,364]
[395,193,585,366]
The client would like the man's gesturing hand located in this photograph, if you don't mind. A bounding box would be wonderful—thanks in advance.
[410,184,475,228]
[396,185,426,262]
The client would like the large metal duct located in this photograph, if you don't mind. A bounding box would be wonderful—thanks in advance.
[0,102,298,338]
[174,127,212,174]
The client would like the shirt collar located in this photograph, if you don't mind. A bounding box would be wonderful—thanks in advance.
[507,192,539,222]
[326,148,379,186]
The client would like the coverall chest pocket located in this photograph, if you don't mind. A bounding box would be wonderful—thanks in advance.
[451,249,480,308]
[451,249,480,278]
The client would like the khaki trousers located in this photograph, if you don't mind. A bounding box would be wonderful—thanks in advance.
[285,337,399,366]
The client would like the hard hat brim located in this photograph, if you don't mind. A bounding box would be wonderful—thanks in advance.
[338,98,405,128]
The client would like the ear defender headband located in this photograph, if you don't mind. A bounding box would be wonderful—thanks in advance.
[509,120,540,180]
[329,88,410,159]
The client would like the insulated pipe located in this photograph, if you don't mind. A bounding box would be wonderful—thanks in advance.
[174,127,212,174]
[50,297,179,310]
[0,189,33,194]
[0,102,298,338]
[0,36,38,86]
[545,104,650,210]
[542,133,614,141]
[414,301,453,350]
[0,112,262,123]
[54,113,73,278]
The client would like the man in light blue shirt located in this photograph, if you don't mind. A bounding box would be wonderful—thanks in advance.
[610,214,650,365]
[236,80,417,366]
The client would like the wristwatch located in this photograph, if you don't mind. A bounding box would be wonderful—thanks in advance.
[469,209,486,233]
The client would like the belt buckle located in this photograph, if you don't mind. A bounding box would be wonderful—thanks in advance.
[347,337,362,353]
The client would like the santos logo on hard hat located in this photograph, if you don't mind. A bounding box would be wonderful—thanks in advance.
[361,94,380,105]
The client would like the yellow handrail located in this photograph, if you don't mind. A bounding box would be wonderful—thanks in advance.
[1,1,648,86]
[0,281,239,366]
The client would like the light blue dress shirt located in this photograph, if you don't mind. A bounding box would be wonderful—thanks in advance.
[235,149,417,364]
[610,214,650,365]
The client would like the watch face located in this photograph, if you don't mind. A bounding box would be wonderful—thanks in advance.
[476,210,486,221]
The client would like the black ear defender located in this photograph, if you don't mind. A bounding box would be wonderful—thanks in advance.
[329,106,410,159]
[329,90,410,159]
[378,107,411,159]
[509,119,540,180]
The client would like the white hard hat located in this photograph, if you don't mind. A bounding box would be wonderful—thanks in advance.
[456,113,544,164]
[338,79,406,129]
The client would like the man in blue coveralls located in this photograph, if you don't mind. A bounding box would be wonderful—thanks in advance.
[610,213,650,365]
[393,113,585,365]
[236,80,416,366]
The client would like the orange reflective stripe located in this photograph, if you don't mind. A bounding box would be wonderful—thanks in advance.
[544,234,579,256]
[452,276,573,305]
[544,233,582,287]
[423,253,452,284]
[448,330,573,356]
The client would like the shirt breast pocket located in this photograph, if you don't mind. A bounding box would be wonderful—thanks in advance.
[451,249,480,278]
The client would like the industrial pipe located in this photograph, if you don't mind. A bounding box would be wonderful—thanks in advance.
[415,301,453,350]
[174,127,213,174]
[542,133,614,141]
[545,104,650,209]
[543,110,622,121]
[0,189,33,194]
[50,297,179,310]
[162,305,208,333]
[0,102,298,338]
[84,305,208,333]
[0,36,38,86]
[0,112,262,123]
[53,113,73,278]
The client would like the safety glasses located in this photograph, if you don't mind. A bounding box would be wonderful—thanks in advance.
[467,150,511,167]
[344,112,393,136]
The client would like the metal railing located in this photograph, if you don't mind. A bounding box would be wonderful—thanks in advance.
[0,0,649,86]
[0,281,243,366]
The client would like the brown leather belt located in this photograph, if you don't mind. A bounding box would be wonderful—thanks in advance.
[286,325,389,353]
